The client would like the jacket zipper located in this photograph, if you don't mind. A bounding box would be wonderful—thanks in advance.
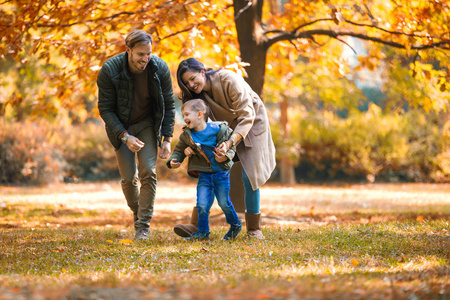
[186,133,212,167]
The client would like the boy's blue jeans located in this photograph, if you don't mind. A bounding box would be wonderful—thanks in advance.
[196,170,240,233]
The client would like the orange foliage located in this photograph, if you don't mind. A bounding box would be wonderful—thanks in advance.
[0,0,448,121]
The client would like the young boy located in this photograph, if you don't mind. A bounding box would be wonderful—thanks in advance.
[167,99,242,240]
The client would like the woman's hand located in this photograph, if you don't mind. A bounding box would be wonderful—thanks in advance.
[184,146,195,157]
[216,141,230,155]
[214,141,230,163]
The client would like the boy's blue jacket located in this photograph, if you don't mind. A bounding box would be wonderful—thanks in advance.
[166,122,236,178]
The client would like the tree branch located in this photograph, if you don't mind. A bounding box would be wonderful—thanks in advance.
[342,18,435,39]
[265,18,332,35]
[234,0,252,20]
[35,11,137,27]
[265,17,445,42]
[160,26,196,40]
[336,37,357,54]
[27,0,192,28]
[265,28,450,51]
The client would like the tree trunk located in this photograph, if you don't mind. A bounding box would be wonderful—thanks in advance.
[280,156,296,184]
[233,0,268,97]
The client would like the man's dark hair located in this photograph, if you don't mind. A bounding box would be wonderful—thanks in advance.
[125,30,153,49]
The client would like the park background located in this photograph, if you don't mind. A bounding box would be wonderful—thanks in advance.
[1,0,449,186]
[0,0,449,299]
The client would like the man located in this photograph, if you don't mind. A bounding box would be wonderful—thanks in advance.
[97,29,176,240]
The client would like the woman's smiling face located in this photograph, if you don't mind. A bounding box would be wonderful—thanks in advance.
[181,70,207,94]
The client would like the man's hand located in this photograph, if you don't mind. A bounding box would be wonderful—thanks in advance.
[184,146,195,157]
[169,159,181,169]
[126,136,145,153]
[159,141,171,159]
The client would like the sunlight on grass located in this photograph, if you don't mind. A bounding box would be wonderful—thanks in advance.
[0,182,449,299]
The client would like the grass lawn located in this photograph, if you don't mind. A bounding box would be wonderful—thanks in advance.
[0,181,449,299]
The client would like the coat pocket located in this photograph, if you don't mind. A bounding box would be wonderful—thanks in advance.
[243,126,267,148]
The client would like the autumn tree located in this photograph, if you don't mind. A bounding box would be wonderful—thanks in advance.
[1,0,449,183]
[233,0,450,182]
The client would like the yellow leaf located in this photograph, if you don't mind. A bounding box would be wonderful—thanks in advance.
[106,240,113,243]
[352,259,359,267]
[417,215,424,222]
[119,239,134,244]
[62,268,67,273]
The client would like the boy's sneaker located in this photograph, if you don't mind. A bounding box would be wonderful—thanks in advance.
[185,231,210,241]
[223,221,242,240]
[135,228,149,240]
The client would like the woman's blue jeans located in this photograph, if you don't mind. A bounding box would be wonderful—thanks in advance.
[242,169,260,214]
[196,170,240,233]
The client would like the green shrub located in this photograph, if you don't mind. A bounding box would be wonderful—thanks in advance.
[2,106,448,185]
[293,105,450,182]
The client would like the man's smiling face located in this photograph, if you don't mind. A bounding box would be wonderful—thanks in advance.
[126,42,152,74]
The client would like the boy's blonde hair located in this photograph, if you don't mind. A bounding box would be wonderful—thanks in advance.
[181,99,209,121]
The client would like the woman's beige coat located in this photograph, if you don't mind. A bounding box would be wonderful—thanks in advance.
[202,69,276,190]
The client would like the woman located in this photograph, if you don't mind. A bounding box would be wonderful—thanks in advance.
[173,58,276,239]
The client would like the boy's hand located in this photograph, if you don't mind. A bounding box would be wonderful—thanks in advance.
[170,159,181,169]
[214,150,227,163]
[184,146,195,157]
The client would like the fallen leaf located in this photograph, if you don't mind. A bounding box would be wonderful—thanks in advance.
[417,215,424,222]
[309,206,315,217]
[106,240,113,243]
[352,258,359,267]
[119,239,134,244]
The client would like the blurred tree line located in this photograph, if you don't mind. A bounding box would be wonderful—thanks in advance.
[0,0,449,185]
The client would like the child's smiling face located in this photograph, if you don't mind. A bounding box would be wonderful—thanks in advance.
[182,106,205,131]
